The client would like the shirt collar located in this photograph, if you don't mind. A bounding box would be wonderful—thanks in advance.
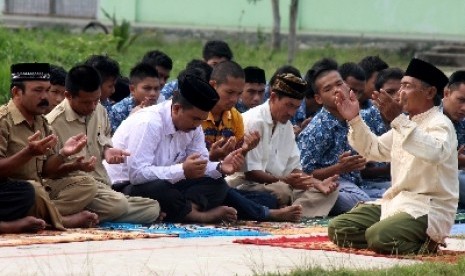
[319,107,347,129]
[63,98,88,123]
[263,101,274,125]
[8,100,30,125]
[206,109,232,123]
[411,106,439,122]
[163,101,176,135]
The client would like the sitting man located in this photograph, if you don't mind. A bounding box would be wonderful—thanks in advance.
[235,66,266,113]
[203,61,302,222]
[328,58,456,254]
[47,65,160,223]
[105,74,244,223]
[229,73,339,218]
[1,63,99,230]
[441,71,465,209]
[0,179,46,233]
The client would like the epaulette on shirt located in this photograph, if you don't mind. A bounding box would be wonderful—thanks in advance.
[45,105,66,123]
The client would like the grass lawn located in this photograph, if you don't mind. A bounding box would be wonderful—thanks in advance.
[0,26,410,104]
[265,256,465,275]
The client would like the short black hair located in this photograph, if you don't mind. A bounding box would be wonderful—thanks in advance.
[50,65,67,86]
[141,50,173,70]
[375,68,404,91]
[447,70,465,91]
[306,58,338,94]
[110,76,130,103]
[269,65,301,88]
[210,60,244,85]
[172,89,194,110]
[83,55,120,82]
[358,56,388,80]
[66,65,101,97]
[339,62,366,82]
[129,62,159,85]
[202,40,233,61]
[186,59,213,81]
[10,81,25,92]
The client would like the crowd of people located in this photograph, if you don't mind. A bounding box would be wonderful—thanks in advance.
[1,39,465,255]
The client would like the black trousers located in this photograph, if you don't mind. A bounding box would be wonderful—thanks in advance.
[0,179,35,221]
[115,177,229,222]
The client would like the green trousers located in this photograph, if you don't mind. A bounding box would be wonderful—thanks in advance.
[328,204,436,255]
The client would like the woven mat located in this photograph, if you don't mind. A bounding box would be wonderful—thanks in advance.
[100,222,270,238]
[0,229,168,247]
[234,235,465,263]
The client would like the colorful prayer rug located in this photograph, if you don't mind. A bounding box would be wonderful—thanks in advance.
[0,228,168,247]
[234,235,465,263]
[100,222,270,238]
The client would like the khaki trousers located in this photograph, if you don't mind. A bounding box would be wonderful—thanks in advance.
[86,182,160,223]
[29,181,65,230]
[231,177,338,218]
[45,176,98,216]
[328,203,433,255]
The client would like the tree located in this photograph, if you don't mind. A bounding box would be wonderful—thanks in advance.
[271,0,281,51]
[287,0,299,63]
[249,0,300,62]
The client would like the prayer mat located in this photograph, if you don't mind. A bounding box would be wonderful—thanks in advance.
[234,235,465,263]
[236,221,328,235]
[100,222,270,238]
[0,228,168,247]
[455,211,465,223]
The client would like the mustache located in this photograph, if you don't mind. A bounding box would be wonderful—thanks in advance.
[38,99,49,107]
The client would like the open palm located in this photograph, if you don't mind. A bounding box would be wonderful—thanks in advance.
[335,90,360,121]
[61,133,87,156]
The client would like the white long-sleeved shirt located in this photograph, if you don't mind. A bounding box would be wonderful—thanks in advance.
[348,106,459,243]
[104,100,221,185]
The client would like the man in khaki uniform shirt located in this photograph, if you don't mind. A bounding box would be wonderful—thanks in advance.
[47,64,160,223]
[1,63,99,230]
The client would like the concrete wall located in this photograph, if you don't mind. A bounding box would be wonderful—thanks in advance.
[0,0,456,41]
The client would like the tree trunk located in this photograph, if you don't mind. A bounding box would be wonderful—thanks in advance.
[287,0,299,64]
[271,0,281,51]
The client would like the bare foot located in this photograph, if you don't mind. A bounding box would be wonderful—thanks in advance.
[185,206,237,223]
[62,211,99,229]
[0,216,46,233]
[269,205,303,222]
[156,212,167,222]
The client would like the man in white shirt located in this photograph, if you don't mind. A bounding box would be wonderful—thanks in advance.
[329,58,457,254]
[105,74,245,223]
[230,73,339,218]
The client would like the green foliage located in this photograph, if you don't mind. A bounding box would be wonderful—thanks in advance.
[0,26,410,104]
[101,8,142,53]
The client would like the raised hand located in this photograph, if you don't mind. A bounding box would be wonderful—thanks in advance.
[313,174,339,195]
[130,97,152,115]
[221,148,245,175]
[281,172,312,190]
[26,131,58,156]
[183,153,208,179]
[61,133,87,157]
[104,148,130,164]
[241,131,260,154]
[335,89,359,121]
[337,151,366,173]
[372,89,403,122]
[72,156,97,172]
[209,137,237,161]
